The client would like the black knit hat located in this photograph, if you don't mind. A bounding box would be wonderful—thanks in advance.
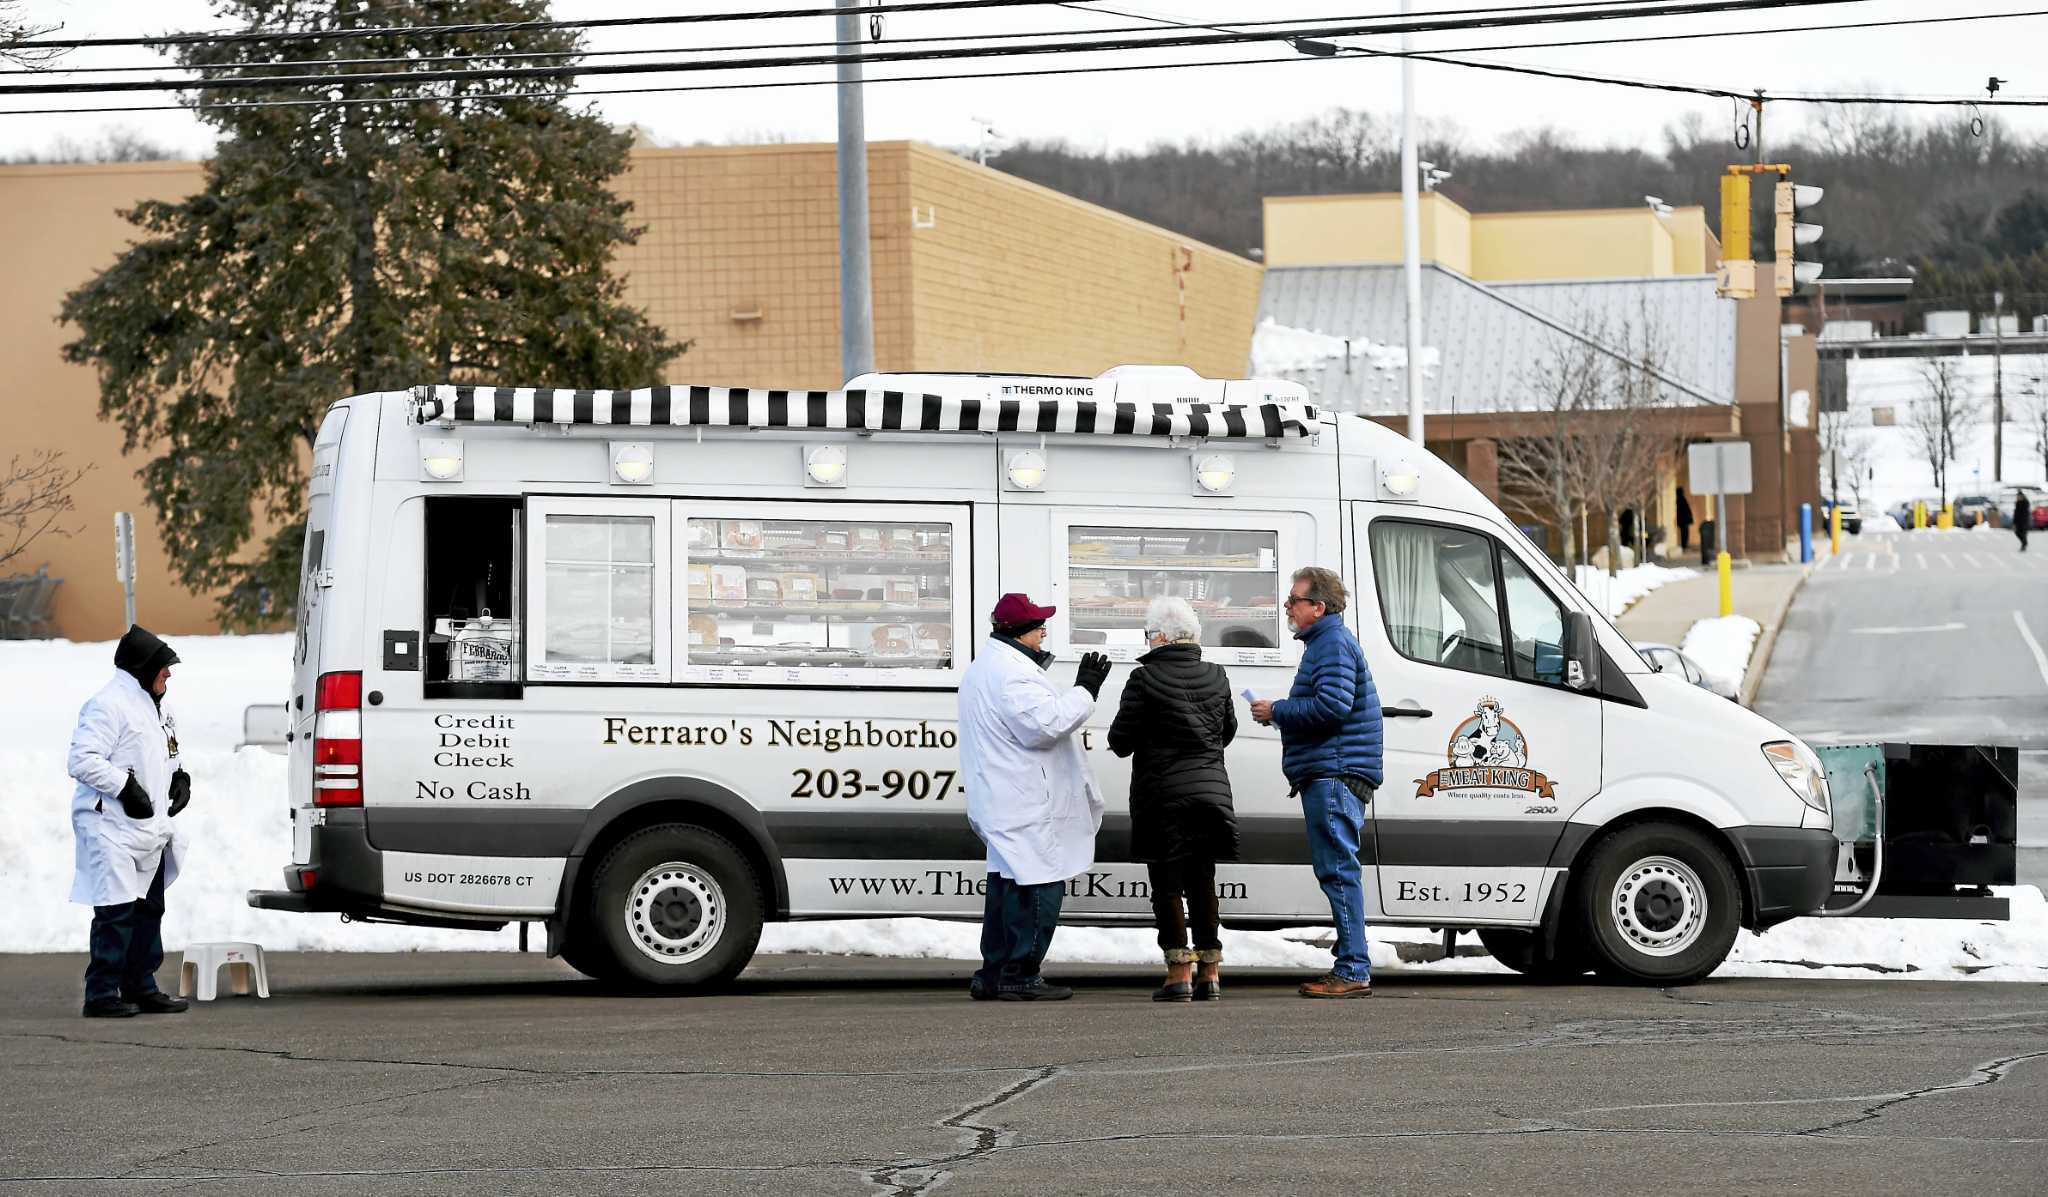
[114,625,179,691]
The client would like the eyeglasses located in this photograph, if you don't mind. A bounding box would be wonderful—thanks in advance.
[1284,594,1322,609]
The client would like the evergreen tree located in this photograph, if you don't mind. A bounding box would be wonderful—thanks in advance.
[62,1,681,626]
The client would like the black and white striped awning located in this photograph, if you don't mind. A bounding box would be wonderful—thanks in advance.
[410,384,1320,440]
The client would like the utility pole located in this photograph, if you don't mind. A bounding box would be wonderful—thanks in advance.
[835,0,875,384]
[1994,288,2005,481]
[1398,0,1424,446]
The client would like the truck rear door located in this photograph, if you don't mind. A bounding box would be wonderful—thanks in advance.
[288,405,349,864]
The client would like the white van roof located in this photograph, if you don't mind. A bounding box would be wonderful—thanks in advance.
[409,367,1320,441]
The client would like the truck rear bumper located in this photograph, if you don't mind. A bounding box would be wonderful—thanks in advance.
[1729,825,1838,930]
[245,809,507,931]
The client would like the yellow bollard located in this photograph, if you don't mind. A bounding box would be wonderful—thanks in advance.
[1914,501,1927,530]
[1938,503,1953,530]
[1830,506,1842,555]
[1717,551,1733,617]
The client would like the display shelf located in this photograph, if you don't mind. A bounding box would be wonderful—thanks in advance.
[689,549,952,571]
[692,602,950,620]
[688,649,950,669]
[1071,607,1278,626]
[1069,561,1270,574]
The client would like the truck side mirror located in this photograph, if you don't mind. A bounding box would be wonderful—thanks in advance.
[1564,611,1600,692]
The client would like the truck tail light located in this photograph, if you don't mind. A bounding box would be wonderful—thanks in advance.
[313,670,363,807]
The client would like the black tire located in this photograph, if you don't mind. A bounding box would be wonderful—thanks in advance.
[584,823,764,990]
[1577,822,1741,985]
[1476,927,1590,982]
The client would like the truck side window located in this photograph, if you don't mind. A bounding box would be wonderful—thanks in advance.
[424,496,522,696]
[684,515,954,673]
[1499,551,1568,686]
[544,515,656,668]
[1066,526,1280,651]
[1368,519,1510,680]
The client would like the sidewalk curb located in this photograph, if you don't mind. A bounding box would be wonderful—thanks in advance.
[1740,566,1811,708]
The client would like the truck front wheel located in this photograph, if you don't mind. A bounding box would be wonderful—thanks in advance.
[1578,822,1741,985]
[583,823,764,989]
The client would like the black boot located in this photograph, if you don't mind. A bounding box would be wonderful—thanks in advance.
[82,998,140,1019]
[129,991,189,1015]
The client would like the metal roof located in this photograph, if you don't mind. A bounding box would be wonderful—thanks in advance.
[1253,264,1736,416]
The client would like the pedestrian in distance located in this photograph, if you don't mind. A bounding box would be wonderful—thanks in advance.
[1106,597,1240,1003]
[1249,567,1384,999]
[1675,487,1694,552]
[68,625,193,1018]
[958,593,1111,1002]
[2015,490,2032,552]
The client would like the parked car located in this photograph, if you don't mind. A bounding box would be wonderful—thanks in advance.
[1953,495,2000,528]
[1993,486,2048,531]
[1636,641,1738,701]
[1820,500,1864,534]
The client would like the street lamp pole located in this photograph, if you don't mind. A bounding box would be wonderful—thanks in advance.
[1398,0,1424,446]
[835,0,875,384]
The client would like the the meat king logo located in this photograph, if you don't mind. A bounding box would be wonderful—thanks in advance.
[1414,697,1558,800]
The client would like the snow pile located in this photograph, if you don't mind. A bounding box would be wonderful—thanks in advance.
[1723,887,2048,981]
[1570,563,1695,619]
[1870,514,1906,532]
[1680,614,1761,697]
[1249,317,1438,378]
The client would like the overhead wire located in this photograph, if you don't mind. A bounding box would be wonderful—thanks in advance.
[16,4,2047,80]
[0,0,1872,98]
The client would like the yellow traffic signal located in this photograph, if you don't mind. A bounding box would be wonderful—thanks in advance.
[1717,171,1754,299]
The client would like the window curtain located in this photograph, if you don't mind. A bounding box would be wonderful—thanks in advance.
[1372,522,1443,660]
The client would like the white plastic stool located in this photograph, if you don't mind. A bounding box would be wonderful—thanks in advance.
[178,942,271,1001]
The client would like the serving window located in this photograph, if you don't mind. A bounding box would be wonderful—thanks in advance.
[525,498,671,683]
[1052,514,1297,667]
[678,501,968,687]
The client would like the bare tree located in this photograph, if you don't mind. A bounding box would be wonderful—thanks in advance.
[0,451,91,572]
[1907,359,1981,508]
[2024,368,2048,482]
[1496,334,1603,566]
[1569,313,1681,576]
[1,1,60,69]
[1818,409,1873,508]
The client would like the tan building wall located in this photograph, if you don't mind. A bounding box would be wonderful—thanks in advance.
[2,143,1261,638]
[1263,192,1717,281]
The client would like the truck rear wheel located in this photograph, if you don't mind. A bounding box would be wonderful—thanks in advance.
[585,823,763,989]
[1578,822,1740,985]
[1476,927,1589,981]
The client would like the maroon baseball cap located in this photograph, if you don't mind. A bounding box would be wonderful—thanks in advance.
[990,592,1056,630]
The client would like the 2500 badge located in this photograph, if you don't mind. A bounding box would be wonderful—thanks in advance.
[791,767,958,801]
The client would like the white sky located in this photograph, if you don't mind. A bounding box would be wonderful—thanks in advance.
[7,1,2048,165]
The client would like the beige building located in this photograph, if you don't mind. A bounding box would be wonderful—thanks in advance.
[1,141,1262,639]
[1263,191,1718,281]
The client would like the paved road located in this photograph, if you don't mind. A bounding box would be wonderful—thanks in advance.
[5,952,2048,1196]
[1755,527,2048,885]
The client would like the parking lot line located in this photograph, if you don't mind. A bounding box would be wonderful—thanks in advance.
[2016,611,2048,692]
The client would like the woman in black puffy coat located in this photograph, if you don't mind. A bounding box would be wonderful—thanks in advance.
[1108,596,1240,1002]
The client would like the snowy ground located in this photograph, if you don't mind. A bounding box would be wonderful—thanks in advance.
[1571,562,1695,619]
[4,634,2040,981]
[1681,613,1763,698]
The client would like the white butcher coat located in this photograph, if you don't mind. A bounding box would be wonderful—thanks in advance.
[958,638,1104,886]
[67,671,184,906]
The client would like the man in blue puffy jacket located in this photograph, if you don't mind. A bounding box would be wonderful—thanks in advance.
[1250,566,1383,998]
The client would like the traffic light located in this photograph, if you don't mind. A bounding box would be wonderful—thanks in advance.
[1716,170,1754,300]
[1774,179,1823,297]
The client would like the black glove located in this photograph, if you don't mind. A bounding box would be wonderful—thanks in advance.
[116,772,154,820]
[1075,652,1112,699]
[168,769,191,818]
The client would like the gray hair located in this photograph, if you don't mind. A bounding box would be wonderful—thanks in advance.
[1291,566,1349,614]
[1144,596,1201,644]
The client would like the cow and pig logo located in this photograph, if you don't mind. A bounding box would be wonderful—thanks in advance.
[1414,697,1558,800]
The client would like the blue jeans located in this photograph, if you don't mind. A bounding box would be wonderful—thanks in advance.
[1301,779,1371,982]
[974,873,1066,991]
[86,858,167,1004]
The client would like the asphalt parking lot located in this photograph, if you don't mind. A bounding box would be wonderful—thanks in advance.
[5,952,2047,1195]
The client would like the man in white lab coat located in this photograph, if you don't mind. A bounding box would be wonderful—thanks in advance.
[959,593,1111,1001]
[69,625,192,1018]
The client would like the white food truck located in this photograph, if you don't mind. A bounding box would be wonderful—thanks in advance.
[249,367,1838,987]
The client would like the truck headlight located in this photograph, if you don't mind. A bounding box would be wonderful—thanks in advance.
[1763,741,1829,815]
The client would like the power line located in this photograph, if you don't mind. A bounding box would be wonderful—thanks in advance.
[21,4,2044,81]
[0,1,1870,98]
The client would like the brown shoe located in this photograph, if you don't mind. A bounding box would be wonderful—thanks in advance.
[1298,973,1371,999]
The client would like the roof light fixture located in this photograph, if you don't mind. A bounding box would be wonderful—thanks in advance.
[1192,453,1236,495]
[803,442,848,487]
[419,437,464,482]
[1380,460,1421,499]
[611,441,655,485]
[1004,448,1047,491]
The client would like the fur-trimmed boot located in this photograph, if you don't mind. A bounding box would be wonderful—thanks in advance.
[1153,948,1195,1002]
[1192,948,1223,1001]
